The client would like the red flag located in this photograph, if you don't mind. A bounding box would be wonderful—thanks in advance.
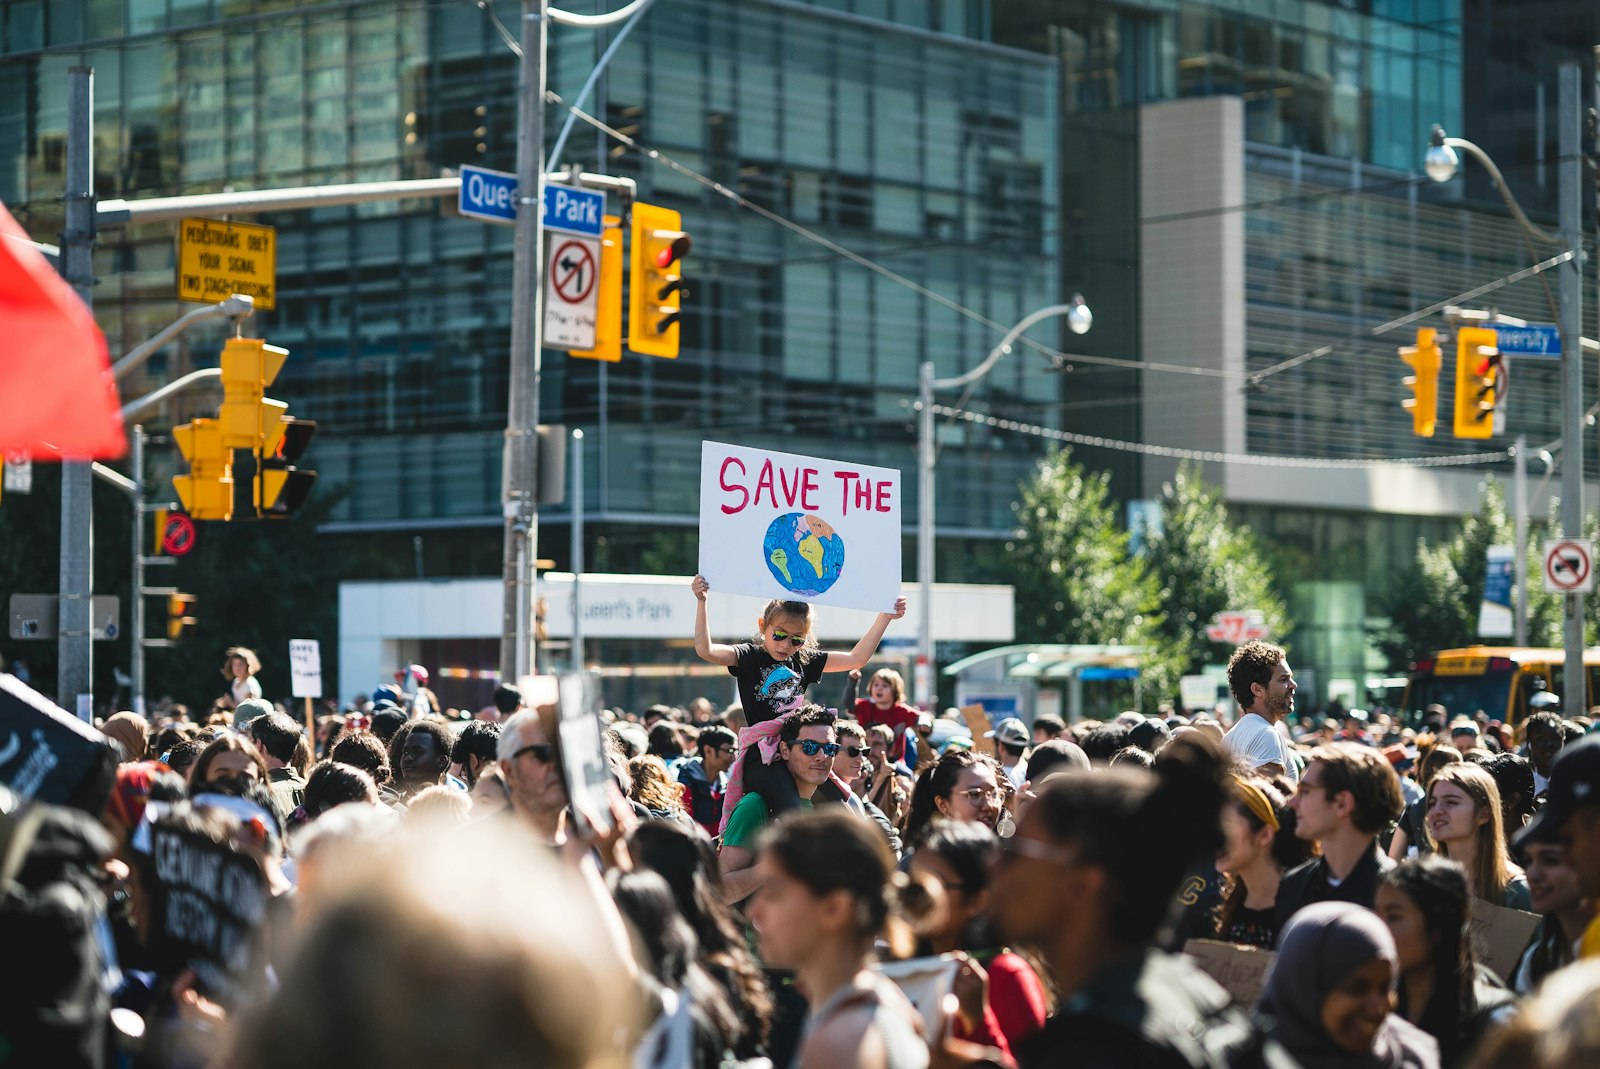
[0,200,125,459]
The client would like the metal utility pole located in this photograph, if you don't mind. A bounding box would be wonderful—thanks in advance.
[1513,434,1529,647]
[500,0,550,685]
[58,66,95,718]
[1557,62,1584,719]
[571,428,585,672]
[130,427,144,714]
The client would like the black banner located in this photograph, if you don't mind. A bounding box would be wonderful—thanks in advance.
[144,821,268,1007]
[0,673,117,812]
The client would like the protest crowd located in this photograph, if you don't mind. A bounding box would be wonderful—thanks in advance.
[9,588,1600,1069]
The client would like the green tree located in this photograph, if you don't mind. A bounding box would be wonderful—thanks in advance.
[1375,479,1561,666]
[1141,463,1292,678]
[1008,449,1176,708]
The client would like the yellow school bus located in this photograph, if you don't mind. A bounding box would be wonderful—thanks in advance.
[1401,647,1600,729]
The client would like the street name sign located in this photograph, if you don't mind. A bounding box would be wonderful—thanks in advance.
[177,218,276,310]
[458,164,518,225]
[1495,323,1560,358]
[542,183,605,237]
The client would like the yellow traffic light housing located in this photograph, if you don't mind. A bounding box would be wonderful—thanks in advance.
[1452,326,1500,439]
[166,592,197,641]
[628,202,690,359]
[1398,327,1442,437]
[172,418,234,520]
[219,337,290,451]
[572,214,623,362]
[254,417,317,516]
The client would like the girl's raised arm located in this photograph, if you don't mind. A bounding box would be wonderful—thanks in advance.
[692,574,740,666]
[821,595,907,673]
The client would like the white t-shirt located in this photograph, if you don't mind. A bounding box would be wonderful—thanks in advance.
[231,675,262,707]
[1224,712,1299,785]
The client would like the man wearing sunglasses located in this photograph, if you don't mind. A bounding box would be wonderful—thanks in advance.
[496,709,570,843]
[719,706,843,905]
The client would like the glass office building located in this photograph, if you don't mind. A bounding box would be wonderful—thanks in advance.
[2,0,1591,706]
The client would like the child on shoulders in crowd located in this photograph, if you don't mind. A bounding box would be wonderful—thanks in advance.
[691,574,907,832]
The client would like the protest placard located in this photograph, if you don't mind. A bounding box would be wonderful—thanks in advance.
[1470,900,1542,982]
[287,639,322,699]
[143,819,269,1008]
[1184,939,1277,1008]
[960,705,993,755]
[0,672,117,812]
[876,955,960,1041]
[698,440,901,613]
[557,674,615,838]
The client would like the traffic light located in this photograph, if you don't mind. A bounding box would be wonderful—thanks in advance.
[1452,326,1500,439]
[628,202,690,359]
[254,417,317,517]
[572,214,622,362]
[166,593,197,641]
[219,338,290,451]
[172,418,234,520]
[1398,327,1442,437]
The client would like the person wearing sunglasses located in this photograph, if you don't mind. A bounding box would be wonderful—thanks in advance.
[496,708,570,843]
[680,725,739,837]
[719,707,845,906]
[833,718,904,859]
[691,575,908,837]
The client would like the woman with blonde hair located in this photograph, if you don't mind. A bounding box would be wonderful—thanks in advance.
[1425,763,1530,909]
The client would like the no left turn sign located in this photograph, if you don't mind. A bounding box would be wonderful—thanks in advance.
[543,235,600,351]
[1543,538,1594,593]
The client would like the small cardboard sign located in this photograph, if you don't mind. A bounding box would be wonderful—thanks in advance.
[960,704,993,755]
[1184,939,1277,1008]
[697,440,902,613]
[875,955,957,1041]
[288,638,322,699]
[1470,900,1542,982]
[0,672,117,812]
[144,822,269,1007]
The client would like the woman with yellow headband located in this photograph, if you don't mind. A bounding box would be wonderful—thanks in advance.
[1213,775,1314,948]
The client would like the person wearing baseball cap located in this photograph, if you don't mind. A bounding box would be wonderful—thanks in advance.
[1514,734,1600,958]
[985,716,1030,788]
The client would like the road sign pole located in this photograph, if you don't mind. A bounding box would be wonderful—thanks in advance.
[130,426,145,715]
[500,0,549,685]
[1558,63,1584,719]
[59,66,95,720]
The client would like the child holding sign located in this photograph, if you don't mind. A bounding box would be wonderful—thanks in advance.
[691,574,907,832]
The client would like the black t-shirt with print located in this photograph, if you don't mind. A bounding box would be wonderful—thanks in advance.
[729,642,829,724]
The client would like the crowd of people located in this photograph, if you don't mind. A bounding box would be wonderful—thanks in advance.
[8,606,1600,1069]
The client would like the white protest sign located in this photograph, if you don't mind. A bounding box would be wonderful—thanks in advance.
[875,955,959,1040]
[557,673,615,837]
[287,639,322,699]
[697,440,901,613]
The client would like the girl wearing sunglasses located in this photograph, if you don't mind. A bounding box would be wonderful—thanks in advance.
[691,574,907,832]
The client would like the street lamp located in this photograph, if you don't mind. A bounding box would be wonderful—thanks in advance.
[915,296,1092,707]
[1425,66,1584,719]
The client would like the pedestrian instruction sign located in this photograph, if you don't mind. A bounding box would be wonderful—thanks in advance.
[543,236,601,350]
[177,218,276,310]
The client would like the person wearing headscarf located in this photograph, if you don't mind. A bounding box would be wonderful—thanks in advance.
[1258,901,1439,1069]
[100,710,149,762]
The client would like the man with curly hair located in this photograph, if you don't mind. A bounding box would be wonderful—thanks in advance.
[1224,639,1299,786]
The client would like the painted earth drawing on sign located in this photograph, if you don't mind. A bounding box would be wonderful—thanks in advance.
[763,512,845,596]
